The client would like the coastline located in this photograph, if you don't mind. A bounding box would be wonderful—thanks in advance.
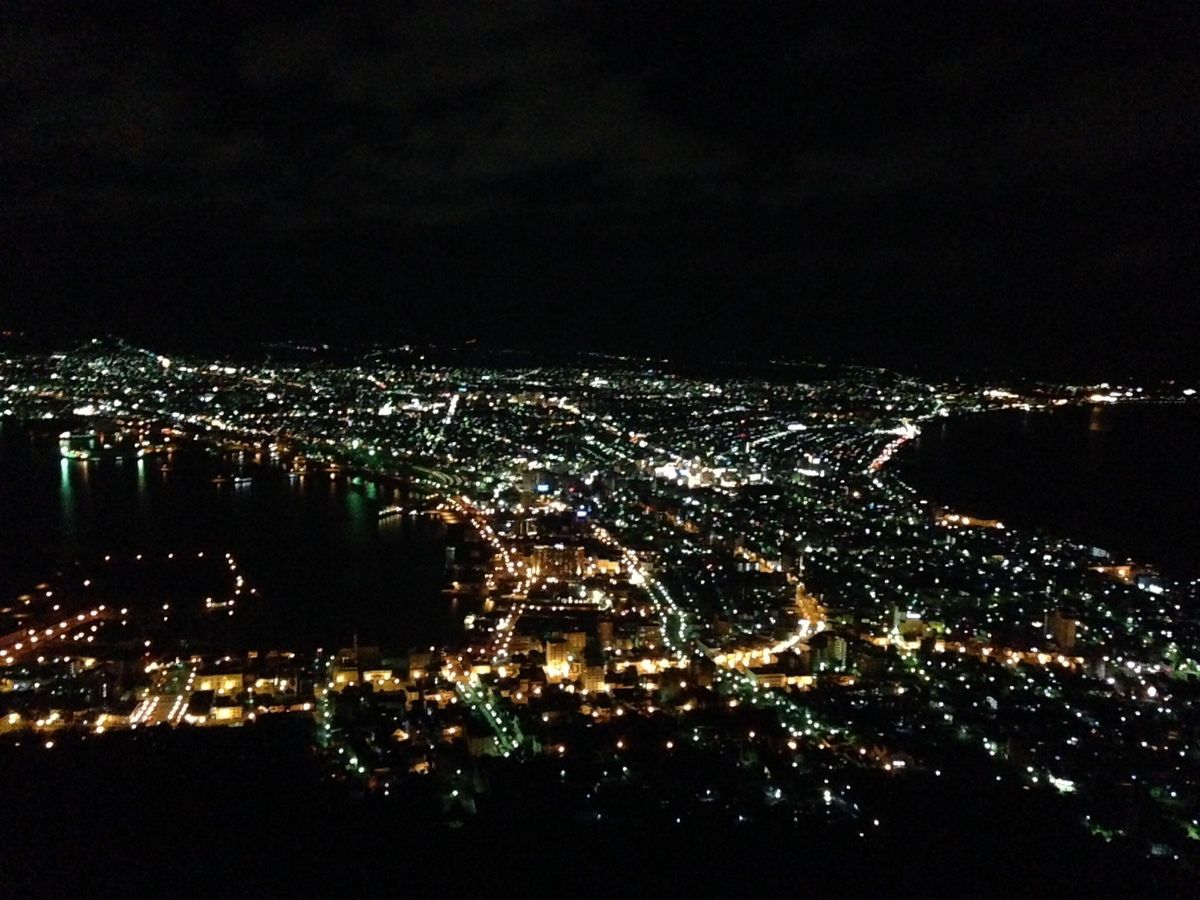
[893,401,1200,580]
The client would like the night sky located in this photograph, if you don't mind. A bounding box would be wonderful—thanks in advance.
[4,3,1196,376]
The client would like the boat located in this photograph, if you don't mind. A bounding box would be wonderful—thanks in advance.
[211,475,228,485]
[233,475,253,485]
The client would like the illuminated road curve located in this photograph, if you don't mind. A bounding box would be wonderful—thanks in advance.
[594,521,846,746]
[0,606,121,662]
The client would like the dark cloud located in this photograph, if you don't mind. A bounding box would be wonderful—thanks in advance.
[6,3,1189,225]
[2,2,1196,375]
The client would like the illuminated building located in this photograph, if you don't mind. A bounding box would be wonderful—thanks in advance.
[1048,610,1077,650]
[530,545,585,579]
[361,669,405,692]
[596,616,614,647]
[810,632,847,670]
[545,637,569,669]
[592,557,621,576]
[195,672,245,695]
[637,623,663,649]
[565,631,587,655]
[582,664,607,693]
[209,701,243,723]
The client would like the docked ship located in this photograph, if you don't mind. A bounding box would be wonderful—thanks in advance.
[58,426,137,461]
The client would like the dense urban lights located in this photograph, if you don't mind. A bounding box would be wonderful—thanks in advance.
[0,338,1198,871]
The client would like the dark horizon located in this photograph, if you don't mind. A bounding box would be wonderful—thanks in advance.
[4,3,1197,379]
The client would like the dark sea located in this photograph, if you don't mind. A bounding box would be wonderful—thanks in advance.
[900,402,1200,578]
[0,423,479,652]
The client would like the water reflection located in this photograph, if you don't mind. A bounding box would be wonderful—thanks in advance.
[59,458,77,543]
[3,432,477,650]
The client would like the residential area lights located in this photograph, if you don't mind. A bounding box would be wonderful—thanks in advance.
[1,339,1198,861]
